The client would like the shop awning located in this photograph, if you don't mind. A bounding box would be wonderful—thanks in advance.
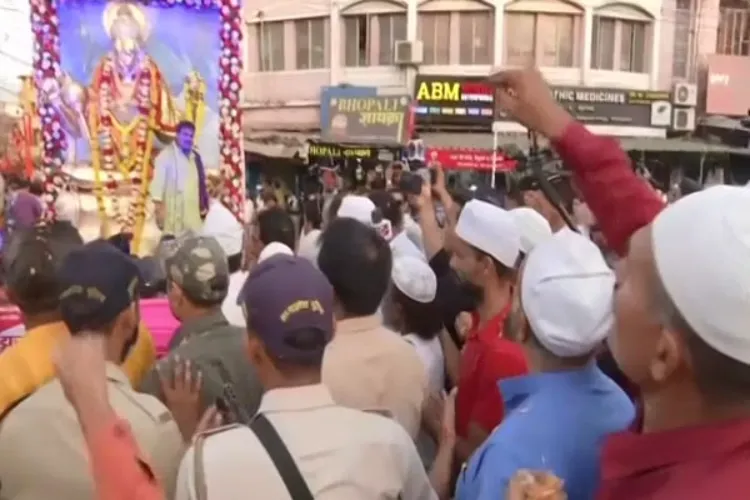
[244,132,311,158]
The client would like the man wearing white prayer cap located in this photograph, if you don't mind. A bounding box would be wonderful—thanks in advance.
[604,185,750,489]
[336,194,377,225]
[509,207,553,256]
[449,199,528,457]
[336,194,394,241]
[456,228,634,500]
[383,255,444,394]
[384,254,448,468]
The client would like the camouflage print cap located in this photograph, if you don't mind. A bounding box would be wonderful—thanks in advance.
[164,235,230,303]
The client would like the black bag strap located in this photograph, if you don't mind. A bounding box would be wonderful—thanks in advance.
[249,413,315,500]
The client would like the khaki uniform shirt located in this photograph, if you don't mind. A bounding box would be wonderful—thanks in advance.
[175,384,436,500]
[0,364,184,500]
[323,315,427,438]
[139,311,263,419]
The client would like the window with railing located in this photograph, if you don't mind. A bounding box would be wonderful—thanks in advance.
[343,14,406,66]
[378,14,407,65]
[591,16,648,73]
[257,21,285,71]
[295,18,327,69]
[717,0,750,55]
[459,12,493,65]
[418,13,451,65]
[672,0,693,79]
[344,15,371,67]
[505,13,579,67]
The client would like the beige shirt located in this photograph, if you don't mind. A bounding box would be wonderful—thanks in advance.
[0,364,184,500]
[176,384,436,500]
[323,315,427,439]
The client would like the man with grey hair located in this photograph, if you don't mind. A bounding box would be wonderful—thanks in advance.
[139,234,262,425]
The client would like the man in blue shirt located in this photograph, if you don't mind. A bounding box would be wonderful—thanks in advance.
[456,229,635,500]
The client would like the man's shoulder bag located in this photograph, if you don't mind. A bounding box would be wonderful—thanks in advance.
[250,413,315,500]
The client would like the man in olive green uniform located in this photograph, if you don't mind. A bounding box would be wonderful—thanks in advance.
[139,234,263,422]
[0,241,184,500]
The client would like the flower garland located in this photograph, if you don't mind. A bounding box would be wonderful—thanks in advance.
[30,0,65,217]
[217,0,245,222]
[91,56,154,239]
[32,0,246,229]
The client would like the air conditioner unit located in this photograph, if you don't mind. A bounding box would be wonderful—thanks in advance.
[672,82,698,107]
[672,107,696,131]
[394,40,423,66]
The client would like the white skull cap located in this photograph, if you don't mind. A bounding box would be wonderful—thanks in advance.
[652,185,750,365]
[510,207,553,254]
[392,255,437,304]
[521,227,615,357]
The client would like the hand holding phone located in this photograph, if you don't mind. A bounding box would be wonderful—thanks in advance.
[399,172,424,195]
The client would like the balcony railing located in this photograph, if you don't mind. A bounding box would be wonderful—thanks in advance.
[717,7,750,55]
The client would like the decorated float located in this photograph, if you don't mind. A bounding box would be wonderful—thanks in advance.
[28,0,245,254]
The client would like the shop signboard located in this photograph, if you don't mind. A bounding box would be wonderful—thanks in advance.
[414,76,495,128]
[413,75,672,129]
[704,55,750,116]
[319,86,377,129]
[307,142,380,160]
[426,147,517,172]
[499,87,673,128]
[320,95,411,144]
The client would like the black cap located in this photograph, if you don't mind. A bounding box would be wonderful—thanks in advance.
[58,240,140,334]
[237,255,334,364]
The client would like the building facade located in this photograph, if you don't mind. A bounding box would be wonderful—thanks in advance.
[243,0,670,143]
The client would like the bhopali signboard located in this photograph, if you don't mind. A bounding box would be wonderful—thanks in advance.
[321,95,411,144]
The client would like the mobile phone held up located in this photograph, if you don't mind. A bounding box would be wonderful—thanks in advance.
[399,171,424,195]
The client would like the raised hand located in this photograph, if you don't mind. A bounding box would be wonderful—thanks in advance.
[488,68,571,140]
[159,357,204,441]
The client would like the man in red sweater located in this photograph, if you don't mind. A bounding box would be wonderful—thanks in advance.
[491,67,750,500]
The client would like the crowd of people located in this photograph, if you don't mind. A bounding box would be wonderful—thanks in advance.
[0,68,748,500]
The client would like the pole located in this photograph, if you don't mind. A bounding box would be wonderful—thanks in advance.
[490,129,498,189]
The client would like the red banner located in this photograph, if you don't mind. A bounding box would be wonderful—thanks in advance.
[426,147,517,172]
[705,55,750,116]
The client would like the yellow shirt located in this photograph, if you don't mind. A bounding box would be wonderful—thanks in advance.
[150,144,203,235]
[0,321,156,418]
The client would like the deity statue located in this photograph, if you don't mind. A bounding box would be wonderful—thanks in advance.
[39,1,206,254]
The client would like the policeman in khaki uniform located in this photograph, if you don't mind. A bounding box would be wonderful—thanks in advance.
[176,255,437,500]
[139,234,263,419]
[0,241,184,500]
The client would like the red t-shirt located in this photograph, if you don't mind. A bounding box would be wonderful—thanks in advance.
[455,308,529,438]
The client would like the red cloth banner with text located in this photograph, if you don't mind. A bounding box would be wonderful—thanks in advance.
[426,148,518,172]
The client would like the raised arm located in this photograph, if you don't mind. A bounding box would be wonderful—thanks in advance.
[490,68,664,254]
[54,335,165,500]
[553,121,664,255]
[83,411,166,500]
